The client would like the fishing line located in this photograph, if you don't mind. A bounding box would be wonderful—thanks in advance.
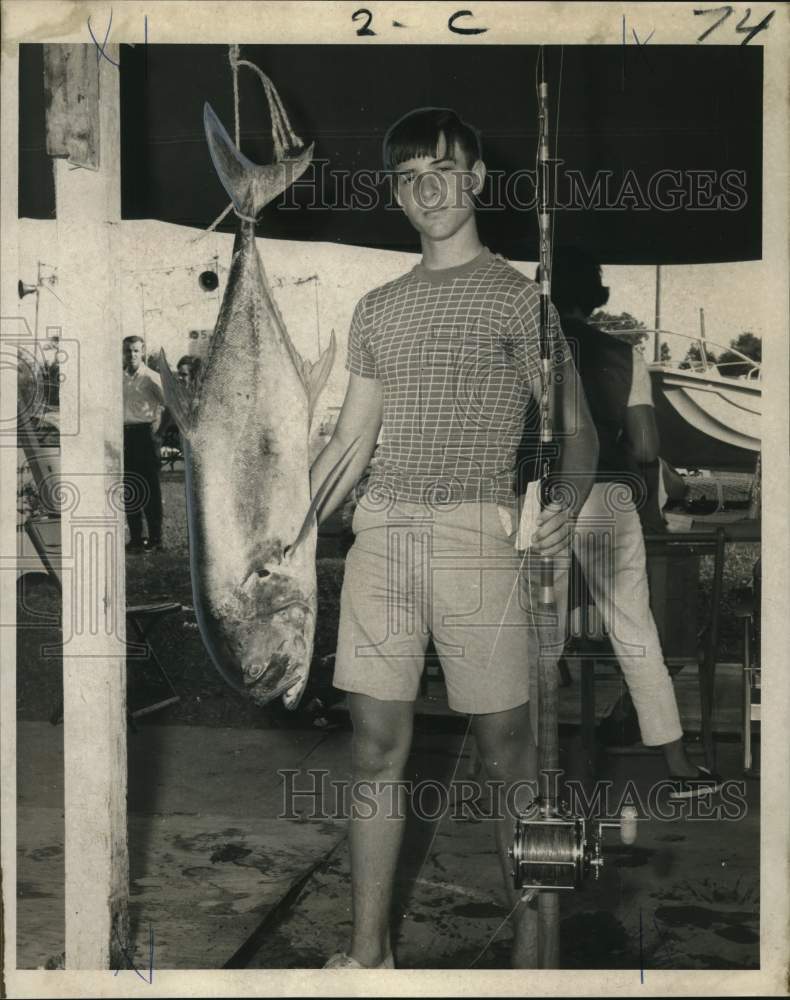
[230,43,241,146]
[468,891,539,968]
[234,58,304,159]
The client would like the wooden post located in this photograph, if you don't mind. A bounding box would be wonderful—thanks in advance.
[45,43,129,969]
[0,29,22,975]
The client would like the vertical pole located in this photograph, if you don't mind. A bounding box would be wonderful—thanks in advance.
[535,51,560,967]
[699,529,725,773]
[34,265,41,345]
[749,452,761,520]
[537,655,560,967]
[0,31,21,976]
[46,44,129,969]
[653,264,661,362]
[699,307,708,369]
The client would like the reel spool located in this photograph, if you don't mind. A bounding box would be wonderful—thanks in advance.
[509,804,638,892]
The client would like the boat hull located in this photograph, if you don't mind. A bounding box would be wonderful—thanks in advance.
[649,366,761,472]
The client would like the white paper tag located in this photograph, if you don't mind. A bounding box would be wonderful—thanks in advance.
[516,481,542,551]
[496,505,514,538]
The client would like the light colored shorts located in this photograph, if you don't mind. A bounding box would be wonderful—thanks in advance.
[334,497,543,715]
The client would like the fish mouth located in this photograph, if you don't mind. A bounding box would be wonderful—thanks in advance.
[244,631,306,684]
[243,647,304,704]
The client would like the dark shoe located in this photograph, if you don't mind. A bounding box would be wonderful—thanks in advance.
[126,539,145,553]
[667,765,723,800]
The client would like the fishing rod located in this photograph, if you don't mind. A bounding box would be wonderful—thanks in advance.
[536,47,556,614]
[534,46,562,967]
[508,51,640,971]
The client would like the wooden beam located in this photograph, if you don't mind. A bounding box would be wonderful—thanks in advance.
[43,44,100,169]
[0,28,22,980]
[45,43,129,970]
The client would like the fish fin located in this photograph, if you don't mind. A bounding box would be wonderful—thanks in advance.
[203,103,314,218]
[159,348,195,438]
[273,325,335,418]
[287,436,359,556]
[303,330,336,422]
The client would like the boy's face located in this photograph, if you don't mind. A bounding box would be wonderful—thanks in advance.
[393,132,485,244]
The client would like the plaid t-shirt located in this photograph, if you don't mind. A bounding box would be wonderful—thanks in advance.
[346,247,567,504]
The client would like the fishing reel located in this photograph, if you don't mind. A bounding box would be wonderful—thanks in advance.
[509,801,639,892]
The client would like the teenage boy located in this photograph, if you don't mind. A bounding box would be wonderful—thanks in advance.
[311,108,598,969]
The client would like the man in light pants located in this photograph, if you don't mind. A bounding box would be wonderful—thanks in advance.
[545,246,722,792]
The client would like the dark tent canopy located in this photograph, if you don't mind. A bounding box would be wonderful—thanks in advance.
[19,43,762,264]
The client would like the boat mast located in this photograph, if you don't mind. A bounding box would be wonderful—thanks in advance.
[699,306,709,369]
[653,263,661,361]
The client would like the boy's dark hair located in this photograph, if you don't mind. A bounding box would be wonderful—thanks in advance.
[123,335,145,347]
[176,354,200,370]
[545,246,610,318]
[383,107,482,172]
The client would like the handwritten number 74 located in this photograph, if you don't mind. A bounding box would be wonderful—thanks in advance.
[694,7,775,45]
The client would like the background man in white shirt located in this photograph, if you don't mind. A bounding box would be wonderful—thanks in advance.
[122,336,165,551]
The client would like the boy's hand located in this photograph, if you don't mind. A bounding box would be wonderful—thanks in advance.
[531,502,574,558]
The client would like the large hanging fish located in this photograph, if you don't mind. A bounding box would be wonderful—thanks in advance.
[161,102,352,709]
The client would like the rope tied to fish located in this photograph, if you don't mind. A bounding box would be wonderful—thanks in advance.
[193,45,305,241]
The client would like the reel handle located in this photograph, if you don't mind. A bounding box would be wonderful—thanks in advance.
[597,806,639,846]
[620,806,638,845]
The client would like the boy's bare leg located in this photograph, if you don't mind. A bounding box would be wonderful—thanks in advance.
[472,703,539,968]
[346,692,414,967]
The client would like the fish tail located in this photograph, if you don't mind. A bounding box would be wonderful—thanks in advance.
[203,103,314,220]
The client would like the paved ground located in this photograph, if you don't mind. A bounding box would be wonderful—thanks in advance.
[247,732,760,972]
[16,719,759,972]
[16,722,352,969]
